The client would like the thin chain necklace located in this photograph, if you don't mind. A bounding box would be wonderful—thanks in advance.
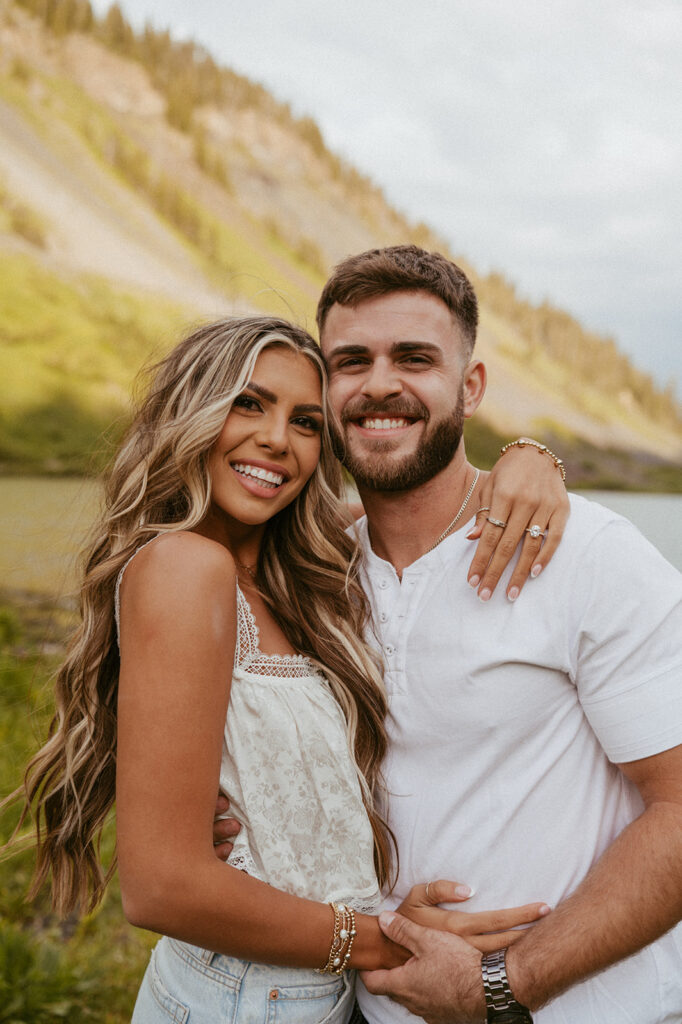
[236,561,257,581]
[424,467,480,554]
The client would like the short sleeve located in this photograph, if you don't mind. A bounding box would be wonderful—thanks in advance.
[571,515,682,763]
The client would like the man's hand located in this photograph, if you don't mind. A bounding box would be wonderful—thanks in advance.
[361,912,486,1024]
[212,793,241,860]
[467,439,569,602]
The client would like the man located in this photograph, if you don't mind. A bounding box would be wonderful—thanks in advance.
[314,246,682,1023]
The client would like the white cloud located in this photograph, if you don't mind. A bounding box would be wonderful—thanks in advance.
[90,0,682,390]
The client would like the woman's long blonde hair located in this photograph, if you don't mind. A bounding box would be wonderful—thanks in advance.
[16,316,393,916]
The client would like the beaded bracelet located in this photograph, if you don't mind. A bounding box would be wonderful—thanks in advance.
[317,902,357,975]
[500,438,566,481]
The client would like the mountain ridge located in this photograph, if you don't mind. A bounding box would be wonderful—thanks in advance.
[0,0,680,487]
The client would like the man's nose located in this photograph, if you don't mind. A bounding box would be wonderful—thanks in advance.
[361,358,403,402]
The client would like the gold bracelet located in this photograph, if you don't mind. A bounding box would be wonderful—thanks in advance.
[317,902,357,975]
[500,438,566,482]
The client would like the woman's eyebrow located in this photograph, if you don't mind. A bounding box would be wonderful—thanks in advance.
[245,383,322,416]
[292,403,323,415]
[244,382,277,403]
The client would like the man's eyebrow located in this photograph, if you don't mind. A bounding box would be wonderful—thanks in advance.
[325,344,369,359]
[391,342,442,355]
[325,341,442,360]
[244,383,322,416]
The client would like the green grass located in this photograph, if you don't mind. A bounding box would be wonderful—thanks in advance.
[0,597,155,1022]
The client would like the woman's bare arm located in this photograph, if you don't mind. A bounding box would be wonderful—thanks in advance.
[115,531,402,971]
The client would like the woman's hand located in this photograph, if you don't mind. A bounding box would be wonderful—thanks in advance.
[467,439,569,601]
[398,880,551,953]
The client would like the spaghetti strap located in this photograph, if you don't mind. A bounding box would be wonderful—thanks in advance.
[114,535,160,649]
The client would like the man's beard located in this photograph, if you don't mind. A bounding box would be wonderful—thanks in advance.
[331,389,465,493]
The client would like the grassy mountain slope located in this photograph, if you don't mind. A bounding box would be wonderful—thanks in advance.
[0,0,680,487]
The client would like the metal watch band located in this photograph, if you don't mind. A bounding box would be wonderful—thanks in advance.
[481,948,533,1023]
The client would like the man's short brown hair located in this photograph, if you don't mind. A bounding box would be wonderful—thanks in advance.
[316,244,478,356]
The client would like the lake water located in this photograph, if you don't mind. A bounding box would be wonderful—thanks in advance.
[0,478,680,596]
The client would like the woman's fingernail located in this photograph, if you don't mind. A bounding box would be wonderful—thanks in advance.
[539,903,552,915]
[466,530,476,539]
[507,587,519,602]
[531,564,543,578]
[479,588,492,602]
[455,884,473,898]
[469,574,480,587]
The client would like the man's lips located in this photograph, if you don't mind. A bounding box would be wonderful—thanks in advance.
[350,415,419,436]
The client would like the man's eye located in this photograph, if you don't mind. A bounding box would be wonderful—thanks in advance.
[338,358,367,369]
[402,355,430,365]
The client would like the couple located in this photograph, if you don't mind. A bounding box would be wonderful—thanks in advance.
[22,246,682,1023]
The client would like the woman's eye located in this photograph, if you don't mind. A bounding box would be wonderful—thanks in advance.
[292,416,322,432]
[233,394,261,411]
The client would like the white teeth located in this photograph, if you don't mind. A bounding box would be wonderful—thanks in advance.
[233,463,285,487]
[360,418,410,430]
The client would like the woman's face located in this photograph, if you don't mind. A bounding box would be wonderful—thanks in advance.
[207,345,324,530]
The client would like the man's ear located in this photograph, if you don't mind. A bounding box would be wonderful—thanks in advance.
[462,360,486,418]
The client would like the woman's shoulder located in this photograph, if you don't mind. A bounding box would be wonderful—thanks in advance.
[121,531,237,609]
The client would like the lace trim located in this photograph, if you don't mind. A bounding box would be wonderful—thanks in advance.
[228,847,382,914]
[236,585,322,679]
[227,846,262,879]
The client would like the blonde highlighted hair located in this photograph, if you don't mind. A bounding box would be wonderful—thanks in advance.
[14,316,394,915]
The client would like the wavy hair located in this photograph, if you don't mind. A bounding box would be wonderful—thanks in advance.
[12,316,393,915]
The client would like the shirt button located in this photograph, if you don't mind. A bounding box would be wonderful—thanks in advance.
[385,644,395,656]
[379,611,388,622]
[379,579,388,589]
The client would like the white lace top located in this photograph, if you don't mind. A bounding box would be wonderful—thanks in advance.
[115,542,381,913]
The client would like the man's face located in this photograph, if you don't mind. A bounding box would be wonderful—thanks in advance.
[320,290,480,492]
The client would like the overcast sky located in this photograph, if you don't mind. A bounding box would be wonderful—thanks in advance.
[92,0,682,395]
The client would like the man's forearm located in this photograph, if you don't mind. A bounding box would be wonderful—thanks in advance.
[507,801,682,1010]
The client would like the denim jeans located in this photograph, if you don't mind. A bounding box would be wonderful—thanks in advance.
[132,936,355,1023]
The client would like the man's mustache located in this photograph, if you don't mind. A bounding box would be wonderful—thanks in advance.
[339,399,429,426]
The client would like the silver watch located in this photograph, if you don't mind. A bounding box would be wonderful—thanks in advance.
[481,948,533,1023]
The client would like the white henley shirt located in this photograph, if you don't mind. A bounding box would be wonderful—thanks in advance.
[355,493,682,1024]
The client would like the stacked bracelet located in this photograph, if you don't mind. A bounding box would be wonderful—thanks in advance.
[500,438,566,482]
[317,902,357,975]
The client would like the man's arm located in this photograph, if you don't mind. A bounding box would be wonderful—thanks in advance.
[505,743,682,1008]
[363,743,682,1020]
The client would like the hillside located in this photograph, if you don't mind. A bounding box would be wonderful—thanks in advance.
[0,0,681,487]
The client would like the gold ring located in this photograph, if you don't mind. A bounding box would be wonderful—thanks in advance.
[425,882,432,901]
[475,506,491,517]
[487,516,507,529]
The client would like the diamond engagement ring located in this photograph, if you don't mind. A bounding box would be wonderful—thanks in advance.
[487,516,508,529]
[526,524,545,539]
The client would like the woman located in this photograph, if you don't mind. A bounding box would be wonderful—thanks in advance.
[19,317,557,1022]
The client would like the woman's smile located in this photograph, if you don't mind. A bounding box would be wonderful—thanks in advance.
[208,346,324,528]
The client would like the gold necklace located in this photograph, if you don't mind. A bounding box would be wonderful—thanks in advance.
[236,561,257,580]
[424,467,480,554]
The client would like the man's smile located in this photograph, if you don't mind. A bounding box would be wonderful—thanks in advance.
[356,417,416,432]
